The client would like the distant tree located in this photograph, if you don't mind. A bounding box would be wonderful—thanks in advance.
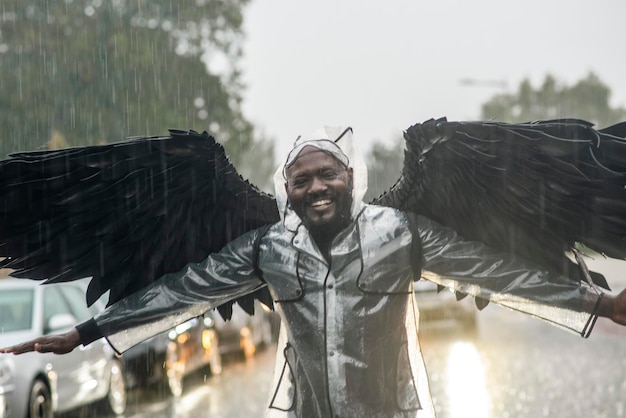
[0,0,274,184]
[363,73,626,199]
[481,73,626,127]
[364,137,404,203]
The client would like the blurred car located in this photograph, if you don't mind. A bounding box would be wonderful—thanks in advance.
[414,279,477,334]
[0,357,9,418]
[122,314,222,397]
[210,301,276,359]
[0,277,126,418]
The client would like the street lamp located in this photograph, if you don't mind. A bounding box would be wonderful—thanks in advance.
[459,78,508,91]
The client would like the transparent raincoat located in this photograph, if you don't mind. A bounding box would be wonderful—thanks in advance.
[84,127,602,418]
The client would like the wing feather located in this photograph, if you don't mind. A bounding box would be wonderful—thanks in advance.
[374,117,626,291]
[0,130,279,319]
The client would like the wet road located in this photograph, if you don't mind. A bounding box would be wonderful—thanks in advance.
[427,256,626,418]
[422,312,626,418]
[86,258,625,418]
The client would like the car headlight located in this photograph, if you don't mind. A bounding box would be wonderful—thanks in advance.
[0,356,14,390]
[0,357,13,384]
[203,315,215,328]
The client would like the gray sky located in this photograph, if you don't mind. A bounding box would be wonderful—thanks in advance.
[240,0,626,160]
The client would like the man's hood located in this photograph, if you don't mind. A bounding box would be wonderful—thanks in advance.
[273,126,368,231]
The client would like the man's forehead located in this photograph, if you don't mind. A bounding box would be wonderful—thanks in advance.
[285,147,346,176]
[283,137,350,178]
[293,146,337,161]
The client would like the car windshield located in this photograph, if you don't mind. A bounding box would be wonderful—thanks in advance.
[0,288,34,332]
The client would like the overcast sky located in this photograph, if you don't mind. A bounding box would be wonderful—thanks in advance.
[240,0,626,160]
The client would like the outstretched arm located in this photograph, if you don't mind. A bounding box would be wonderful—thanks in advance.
[1,329,81,355]
[413,213,617,337]
[597,290,626,326]
[2,226,271,356]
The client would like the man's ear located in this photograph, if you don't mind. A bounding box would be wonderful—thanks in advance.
[347,167,354,187]
[284,181,289,194]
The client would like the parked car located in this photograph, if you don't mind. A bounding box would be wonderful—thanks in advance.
[0,357,10,418]
[210,301,276,359]
[414,279,477,334]
[0,277,126,418]
[122,314,222,397]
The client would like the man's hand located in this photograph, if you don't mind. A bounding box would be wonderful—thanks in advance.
[598,288,626,326]
[0,328,81,355]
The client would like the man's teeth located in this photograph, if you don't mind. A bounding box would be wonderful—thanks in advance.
[311,199,332,207]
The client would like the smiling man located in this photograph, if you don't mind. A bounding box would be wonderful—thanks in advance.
[284,143,354,257]
[3,126,626,418]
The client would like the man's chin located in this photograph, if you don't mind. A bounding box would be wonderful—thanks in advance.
[304,214,350,236]
[304,210,335,226]
[305,218,334,232]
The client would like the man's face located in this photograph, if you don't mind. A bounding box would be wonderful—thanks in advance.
[285,147,354,235]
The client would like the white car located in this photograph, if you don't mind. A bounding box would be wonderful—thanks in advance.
[0,277,126,418]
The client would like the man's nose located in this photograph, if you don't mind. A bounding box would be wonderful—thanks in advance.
[308,176,327,193]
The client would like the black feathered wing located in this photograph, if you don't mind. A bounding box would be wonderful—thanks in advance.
[373,117,626,298]
[0,130,280,319]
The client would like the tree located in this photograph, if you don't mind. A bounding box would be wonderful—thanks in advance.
[481,73,626,127]
[364,136,404,203]
[0,0,274,185]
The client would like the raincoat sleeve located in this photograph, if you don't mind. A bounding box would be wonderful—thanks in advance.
[411,214,602,337]
[89,228,267,354]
